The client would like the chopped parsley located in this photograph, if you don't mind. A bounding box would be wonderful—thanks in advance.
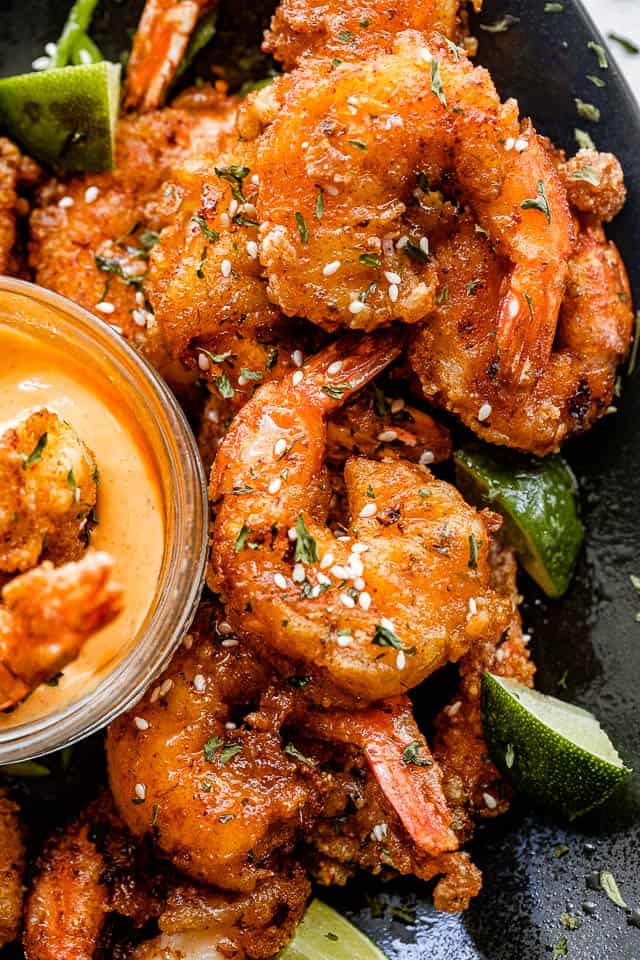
[347,140,367,151]
[234,523,252,552]
[524,292,535,323]
[570,165,601,186]
[437,285,449,305]
[322,383,348,399]
[575,127,596,150]
[466,278,482,296]
[23,433,47,469]
[360,253,382,268]
[294,514,318,564]
[67,468,78,496]
[552,936,568,960]
[295,211,309,244]
[479,14,520,33]
[94,254,143,287]
[402,241,429,264]
[213,371,235,399]
[544,2,564,12]
[575,98,601,123]
[402,741,433,766]
[240,368,263,382]
[431,59,447,107]
[372,623,403,650]
[521,180,551,223]
[266,347,279,371]
[608,33,640,55]
[204,736,242,764]
[193,215,220,242]
[196,245,208,279]
[468,532,480,570]
[315,189,325,220]
[284,742,317,767]
[587,74,606,88]
[599,869,628,910]
[338,29,354,43]
[214,165,250,202]
[587,41,608,69]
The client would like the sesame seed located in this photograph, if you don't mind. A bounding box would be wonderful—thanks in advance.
[382,237,395,258]
[384,271,401,285]
[359,502,377,518]
[109,324,123,335]
[220,213,230,228]
[388,283,399,303]
[198,352,210,371]
[228,199,239,217]
[292,350,304,367]
[221,259,232,277]
[218,621,233,635]
[419,236,429,254]
[396,235,409,250]
[331,565,350,579]
[359,591,372,610]
[327,360,343,375]
[468,597,478,616]
[274,438,287,457]
[352,543,369,554]
[268,477,282,494]
[381,617,395,632]
[222,637,239,647]
[274,572,287,589]
[478,402,493,422]
[58,195,74,208]
[32,55,50,70]
[193,674,206,692]
[240,202,257,218]
[348,556,364,577]
[317,573,331,586]
[310,585,322,598]
[150,686,160,703]
[320,552,334,569]
[446,701,462,717]
[292,370,304,386]
[372,822,388,842]
[337,634,353,647]
[390,397,405,413]
[84,185,99,204]
[238,375,248,386]
[135,290,145,306]
[325,184,339,197]
[246,240,258,259]
[225,721,237,730]
[183,634,194,650]
[418,48,433,64]
[288,527,298,541]
[515,138,528,152]
[159,678,173,697]
[419,450,435,465]
[293,563,306,583]
[340,592,356,608]
[44,42,57,56]
[483,792,498,810]
[95,301,115,315]
[349,300,366,314]
[132,309,149,328]
[134,716,149,731]
[323,260,341,277]
[396,650,406,670]
[353,577,366,591]
[134,783,146,800]
[504,137,516,151]
[378,429,398,443]
[251,173,260,186]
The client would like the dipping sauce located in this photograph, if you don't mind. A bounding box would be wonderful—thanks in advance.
[0,316,165,725]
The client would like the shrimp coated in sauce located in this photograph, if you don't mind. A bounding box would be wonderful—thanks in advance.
[254,32,573,384]
[208,331,512,702]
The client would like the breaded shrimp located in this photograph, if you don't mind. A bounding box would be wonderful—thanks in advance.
[264,0,474,70]
[0,408,98,574]
[29,91,237,377]
[410,209,633,454]
[208,332,512,702]
[0,552,122,710]
[24,791,309,960]
[0,138,40,275]
[107,603,323,893]
[125,0,216,112]
[559,148,627,223]
[0,789,24,949]
[254,32,573,383]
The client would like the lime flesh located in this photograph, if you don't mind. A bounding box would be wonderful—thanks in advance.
[0,61,120,172]
[278,900,388,960]
[481,673,631,820]
[455,445,584,597]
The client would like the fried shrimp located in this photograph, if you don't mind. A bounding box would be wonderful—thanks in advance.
[125,0,216,112]
[0,408,98,574]
[254,31,573,383]
[410,209,633,454]
[24,791,309,960]
[0,552,122,710]
[208,332,511,702]
[107,603,323,893]
[0,138,39,275]
[29,92,237,376]
[264,0,474,70]
[0,789,24,949]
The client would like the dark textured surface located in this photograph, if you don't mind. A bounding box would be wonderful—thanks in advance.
[0,0,639,957]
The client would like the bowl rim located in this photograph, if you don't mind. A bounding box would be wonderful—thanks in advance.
[0,276,209,763]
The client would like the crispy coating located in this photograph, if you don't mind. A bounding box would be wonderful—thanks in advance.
[29,92,237,377]
[264,0,469,70]
[254,32,573,386]
[0,551,122,710]
[0,408,98,574]
[559,149,627,223]
[0,138,40,276]
[410,210,633,454]
[0,789,25,949]
[434,542,535,838]
[107,603,323,893]
[209,333,511,702]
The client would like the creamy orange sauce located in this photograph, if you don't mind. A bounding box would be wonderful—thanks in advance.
[0,319,165,725]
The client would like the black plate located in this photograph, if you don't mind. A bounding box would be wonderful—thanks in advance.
[1,1,640,958]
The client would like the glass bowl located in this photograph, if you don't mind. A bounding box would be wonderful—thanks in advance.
[0,278,208,763]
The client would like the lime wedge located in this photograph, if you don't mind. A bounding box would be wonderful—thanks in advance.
[481,673,631,820]
[0,61,120,173]
[454,444,584,597]
[278,901,388,960]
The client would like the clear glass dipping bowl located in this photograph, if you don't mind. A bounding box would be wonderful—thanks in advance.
[0,278,208,763]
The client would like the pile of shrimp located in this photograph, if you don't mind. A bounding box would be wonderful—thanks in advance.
[0,0,634,954]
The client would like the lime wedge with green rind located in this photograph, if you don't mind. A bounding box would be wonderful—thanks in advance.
[454,444,584,597]
[0,61,120,173]
[481,673,631,820]
[278,900,388,960]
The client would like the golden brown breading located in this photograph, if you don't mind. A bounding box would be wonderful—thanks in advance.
[559,148,627,223]
[0,789,25,949]
[0,138,40,276]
